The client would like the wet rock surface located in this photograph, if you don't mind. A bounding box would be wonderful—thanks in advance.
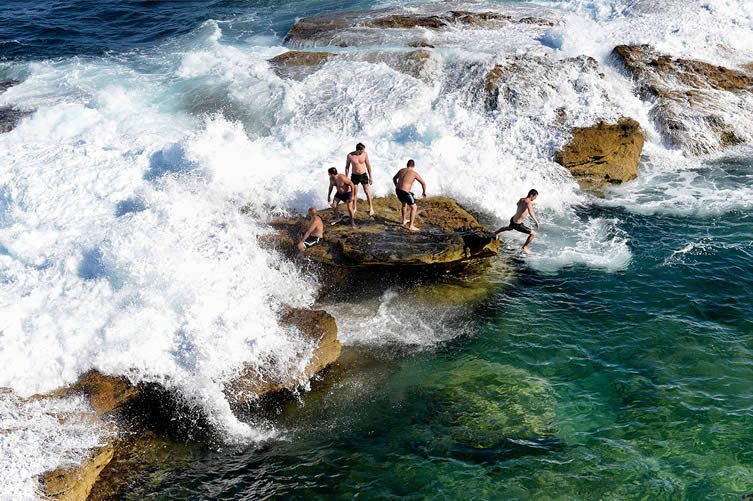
[272,196,499,268]
[612,44,753,154]
[555,117,645,191]
[226,307,341,404]
[41,444,115,501]
[283,7,557,47]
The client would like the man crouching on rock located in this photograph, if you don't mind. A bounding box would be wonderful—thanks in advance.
[297,207,324,253]
[327,167,356,227]
[392,159,426,232]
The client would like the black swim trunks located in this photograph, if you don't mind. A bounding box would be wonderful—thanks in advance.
[351,172,369,185]
[334,191,352,203]
[396,188,416,206]
[509,217,531,234]
[303,236,321,248]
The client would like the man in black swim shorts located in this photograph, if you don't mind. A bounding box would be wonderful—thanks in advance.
[392,159,427,232]
[297,207,324,253]
[495,189,540,254]
[345,142,375,216]
[327,167,357,227]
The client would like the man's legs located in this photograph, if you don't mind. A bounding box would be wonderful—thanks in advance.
[347,199,356,227]
[408,203,419,231]
[522,230,536,254]
[401,202,408,225]
[331,199,341,224]
[363,183,374,216]
[352,183,359,215]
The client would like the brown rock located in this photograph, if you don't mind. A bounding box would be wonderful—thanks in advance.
[269,50,335,66]
[49,370,140,416]
[612,44,753,153]
[226,308,341,403]
[370,14,446,29]
[41,444,115,501]
[555,118,645,191]
[270,196,499,267]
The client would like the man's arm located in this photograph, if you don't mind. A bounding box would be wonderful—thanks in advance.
[365,152,373,184]
[392,169,401,186]
[528,201,540,228]
[416,173,427,197]
[345,155,352,177]
[300,220,315,242]
[327,180,334,202]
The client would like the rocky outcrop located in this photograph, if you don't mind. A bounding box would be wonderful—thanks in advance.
[484,55,602,112]
[555,118,645,191]
[49,371,141,416]
[612,44,753,154]
[41,444,115,501]
[283,8,556,47]
[226,308,341,404]
[0,107,32,134]
[271,196,498,267]
[269,49,439,83]
[0,79,20,93]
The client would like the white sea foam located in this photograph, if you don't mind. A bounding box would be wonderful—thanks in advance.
[0,392,111,500]
[2,0,753,494]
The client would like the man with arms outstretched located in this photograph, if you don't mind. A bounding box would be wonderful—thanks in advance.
[392,159,426,232]
[297,207,324,253]
[495,189,540,254]
[345,142,375,216]
[327,167,356,227]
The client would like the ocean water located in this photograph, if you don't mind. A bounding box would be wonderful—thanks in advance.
[1,0,752,498]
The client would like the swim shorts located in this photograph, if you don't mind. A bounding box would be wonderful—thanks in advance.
[510,217,531,234]
[304,236,321,248]
[351,172,369,185]
[396,189,416,206]
[334,191,352,203]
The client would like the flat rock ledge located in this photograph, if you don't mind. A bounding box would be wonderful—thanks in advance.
[270,196,499,267]
[555,117,645,192]
[37,307,340,499]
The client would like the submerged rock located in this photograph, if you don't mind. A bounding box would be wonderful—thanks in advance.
[419,358,557,451]
[271,196,498,267]
[269,50,336,79]
[0,79,21,93]
[226,308,341,404]
[612,44,753,154]
[555,117,645,191]
[41,444,115,501]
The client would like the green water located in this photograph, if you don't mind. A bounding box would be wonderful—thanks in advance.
[133,166,753,500]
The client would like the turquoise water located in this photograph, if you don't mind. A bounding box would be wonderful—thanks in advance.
[130,157,753,499]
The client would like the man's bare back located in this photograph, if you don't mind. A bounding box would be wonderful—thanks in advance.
[394,168,425,192]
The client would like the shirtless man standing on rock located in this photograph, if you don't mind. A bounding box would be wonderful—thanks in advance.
[345,142,375,216]
[297,207,324,253]
[495,189,540,254]
[392,159,426,232]
[327,167,356,227]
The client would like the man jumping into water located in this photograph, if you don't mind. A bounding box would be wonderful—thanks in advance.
[297,207,324,253]
[345,142,375,216]
[392,159,426,232]
[327,167,356,227]
[495,189,540,254]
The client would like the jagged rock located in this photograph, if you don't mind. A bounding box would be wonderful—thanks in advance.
[0,107,32,134]
[226,308,341,403]
[271,196,498,267]
[0,79,21,93]
[41,444,115,501]
[269,50,336,79]
[269,49,439,83]
[49,370,141,416]
[284,8,556,47]
[555,118,645,191]
[484,55,602,112]
[612,44,753,154]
